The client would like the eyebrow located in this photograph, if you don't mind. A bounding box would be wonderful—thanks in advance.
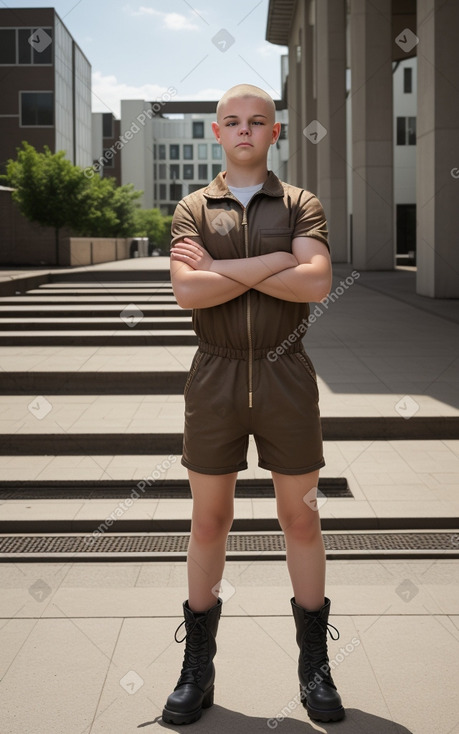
[222,113,268,120]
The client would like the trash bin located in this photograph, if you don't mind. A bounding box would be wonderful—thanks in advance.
[138,237,149,257]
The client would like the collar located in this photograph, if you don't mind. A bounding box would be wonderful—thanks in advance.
[203,170,284,200]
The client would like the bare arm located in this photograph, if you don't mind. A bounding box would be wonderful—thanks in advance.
[253,237,332,302]
[170,257,249,309]
[170,238,297,309]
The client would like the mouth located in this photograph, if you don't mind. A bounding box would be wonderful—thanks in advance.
[236,142,253,147]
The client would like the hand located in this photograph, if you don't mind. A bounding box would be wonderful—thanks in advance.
[170,238,214,271]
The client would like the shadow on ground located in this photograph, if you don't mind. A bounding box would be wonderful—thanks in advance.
[141,706,413,733]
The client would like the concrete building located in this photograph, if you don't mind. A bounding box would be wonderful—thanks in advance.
[0,7,92,173]
[91,112,122,187]
[266,0,459,298]
[116,102,289,214]
[393,58,417,265]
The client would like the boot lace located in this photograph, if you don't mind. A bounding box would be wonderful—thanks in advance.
[174,617,209,686]
[301,615,340,687]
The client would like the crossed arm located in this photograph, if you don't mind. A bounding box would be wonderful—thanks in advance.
[170,237,332,309]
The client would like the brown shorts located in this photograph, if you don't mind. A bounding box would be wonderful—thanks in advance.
[181,342,325,475]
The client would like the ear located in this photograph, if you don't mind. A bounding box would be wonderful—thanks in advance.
[271,122,281,144]
[211,121,221,143]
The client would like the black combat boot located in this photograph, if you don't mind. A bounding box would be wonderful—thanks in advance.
[291,597,345,722]
[162,598,222,725]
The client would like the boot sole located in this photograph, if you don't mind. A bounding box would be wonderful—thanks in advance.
[307,703,345,722]
[162,686,214,726]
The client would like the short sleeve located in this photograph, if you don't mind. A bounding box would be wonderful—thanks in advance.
[170,199,205,248]
[292,191,329,251]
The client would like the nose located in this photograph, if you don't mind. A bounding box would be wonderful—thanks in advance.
[239,122,250,135]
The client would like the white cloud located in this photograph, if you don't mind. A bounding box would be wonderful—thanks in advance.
[257,42,287,57]
[130,6,199,30]
[91,71,177,117]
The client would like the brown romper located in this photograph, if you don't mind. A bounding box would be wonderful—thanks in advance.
[171,170,329,475]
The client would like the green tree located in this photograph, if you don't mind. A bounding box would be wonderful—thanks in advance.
[157,214,173,253]
[134,208,165,245]
[6,143,142,262]
[6,142,89,264]
[134,210,173,253]
[76,177,141,237]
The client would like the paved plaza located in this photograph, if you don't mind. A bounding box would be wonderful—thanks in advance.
[0,258,458,733]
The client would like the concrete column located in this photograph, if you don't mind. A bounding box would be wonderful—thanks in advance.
[301,0,317,193]
[416,0,459,297]
[350,0,394,270]
[316,0,348,262]
[287,35,300,186]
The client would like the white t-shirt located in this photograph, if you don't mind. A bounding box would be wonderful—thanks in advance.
[228,182,264,207]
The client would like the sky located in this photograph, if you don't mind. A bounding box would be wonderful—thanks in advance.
[1,0,287,117]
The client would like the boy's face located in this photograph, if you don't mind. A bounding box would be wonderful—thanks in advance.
[211,96,281,166]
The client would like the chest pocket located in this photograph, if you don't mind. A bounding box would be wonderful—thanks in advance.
[258,228,293,255]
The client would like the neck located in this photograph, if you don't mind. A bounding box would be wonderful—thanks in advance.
[224,162,268,188]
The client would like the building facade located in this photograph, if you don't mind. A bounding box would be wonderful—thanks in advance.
[0,7,92,174]
[113,104,289,214]
[266,0,459,298]
[92,112,122,187]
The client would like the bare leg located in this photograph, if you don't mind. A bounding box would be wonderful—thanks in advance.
[272,470,325,611]
[186,469,237,612]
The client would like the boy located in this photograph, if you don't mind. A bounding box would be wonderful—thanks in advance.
[162,84,345,725]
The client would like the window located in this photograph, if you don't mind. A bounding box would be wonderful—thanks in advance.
[0,29,16,64]
[21,91,53,126]
[103,149,114,167]
[404,67,412,94]
[193,121,204,138]
[183,164,194,179]
[159,183,167,200]
[396,116,416,145]
[183,144,193,160]
[188,184,203,194]
[278,124,288,140]
[198,164,208,180]
[212,164,221,179]
[169,164,180,180]
[158,144,166,160]
[103,113,113,138]
[0,27,53,65]
[198,143,207,160]
[159,163,166,179]
[212,143,222,160]
[170,144,179,159]
[170,182,182,200]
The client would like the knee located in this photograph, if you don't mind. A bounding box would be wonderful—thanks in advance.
[279,510,321,545]
[191,513,233,545]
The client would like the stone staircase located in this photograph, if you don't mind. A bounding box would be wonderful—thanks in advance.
[0,258,458,556]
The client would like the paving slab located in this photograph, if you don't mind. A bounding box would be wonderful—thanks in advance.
[0,558,458,734]
[0,441,458,529]
[0,330,197,346]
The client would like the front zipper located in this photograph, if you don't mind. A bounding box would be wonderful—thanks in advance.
[241,208,253,408]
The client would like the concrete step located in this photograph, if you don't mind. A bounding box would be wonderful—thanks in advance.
[0,390,458,454]
[27,287,175,296]
[0,330,197,346]
[0,305,188,318]
[37,281,174,289]
[0,294,178,304]
[0,317,191,331]
[3,418,459,455]
[0,371,187,394]
[0,440,458,533]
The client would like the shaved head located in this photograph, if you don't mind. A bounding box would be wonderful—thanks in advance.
[216,84,276,122]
